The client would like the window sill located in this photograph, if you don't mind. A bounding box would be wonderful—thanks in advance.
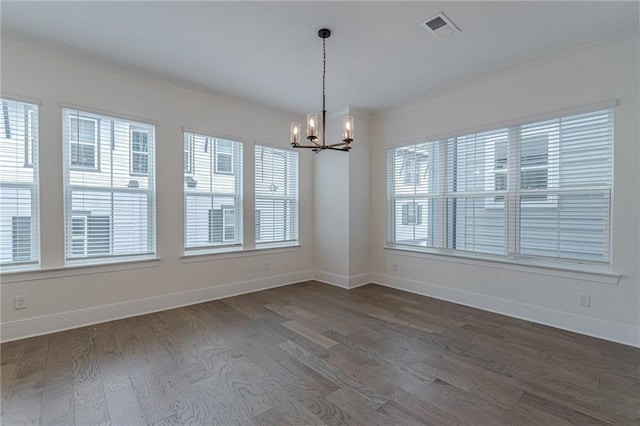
[181,244,301,263]
[384,246,621,285]
[0,257,161,283]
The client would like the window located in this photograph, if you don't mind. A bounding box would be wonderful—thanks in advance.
[387,108,613,266]
[388,144,438,249]
[215,139,233,174]
[404,157,420,185]
[63,109,155,264]
[1,99,40,270]
[402,202,423,225]
[69,115,98,169]
[255,145,298,246]
[130,128,149,175]
[184,132,242,253]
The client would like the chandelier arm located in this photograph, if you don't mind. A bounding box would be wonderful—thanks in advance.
[326,142,350,148]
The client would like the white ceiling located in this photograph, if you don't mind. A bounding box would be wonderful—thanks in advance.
[1,1,638,115]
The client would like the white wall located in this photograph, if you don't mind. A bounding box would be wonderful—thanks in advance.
[312,107,371,288]
[370,34,640,346]
[0,36,314,340]
[313,114,350,282]
[348,107,371,280]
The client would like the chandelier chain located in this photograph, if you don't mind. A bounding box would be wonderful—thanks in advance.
[322,37,326,112]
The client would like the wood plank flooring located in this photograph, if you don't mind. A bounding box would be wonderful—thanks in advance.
[2,281,639,425]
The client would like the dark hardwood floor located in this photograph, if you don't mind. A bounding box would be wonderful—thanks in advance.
[2,281,639,425]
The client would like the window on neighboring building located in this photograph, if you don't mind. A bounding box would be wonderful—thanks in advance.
[255,145,298,247]
[63,108,156,264]
[208,206,235,243]
[0,98,40,270]
[184,132,243,253]
[71,214,111,257]
[130,127,149,175]
[11,216,31,263]
[215,139,233,174]
[387,107,613,266]
[69,115,99,169]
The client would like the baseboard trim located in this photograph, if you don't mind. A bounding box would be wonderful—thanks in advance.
[1,270,313,343]
[312,270,370,289]
[370,272,640,348]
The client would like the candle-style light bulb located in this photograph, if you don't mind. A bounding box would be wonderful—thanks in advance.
[306,113,318,140]
[290,122,301,145]
[342,116,354,143]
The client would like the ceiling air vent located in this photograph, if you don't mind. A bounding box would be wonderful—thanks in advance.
[421,13,460,38]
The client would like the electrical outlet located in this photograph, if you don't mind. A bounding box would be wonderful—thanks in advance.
[392,262,399,272]
[579,293,591,307]
[264,261,270,271]
[14,295,27,310]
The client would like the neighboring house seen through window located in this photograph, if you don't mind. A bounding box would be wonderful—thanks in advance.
[0,98,40,270]
[184,132,243,253]
[63,108,156,265]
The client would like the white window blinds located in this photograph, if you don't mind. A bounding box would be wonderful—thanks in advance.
[387,107,613,266]
[255,145,298,246]
[184,132,243,252]
[0,99,40,270]
[63,109,156,264]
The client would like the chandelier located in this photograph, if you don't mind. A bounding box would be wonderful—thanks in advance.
[290,28,353,152]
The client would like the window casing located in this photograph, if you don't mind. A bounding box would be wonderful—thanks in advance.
[1,99,40,270]
[63,109,156,264]
[387,108,613,267]
[184,132,243,253]
[255,145,298,247]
